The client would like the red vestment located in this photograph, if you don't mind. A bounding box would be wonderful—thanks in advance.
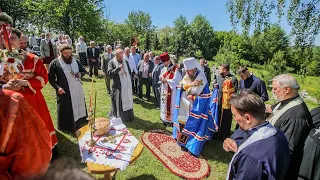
[17,53,58,148]
[0,90,52,180]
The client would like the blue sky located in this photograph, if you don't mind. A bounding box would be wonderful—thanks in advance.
[104,0,320,45]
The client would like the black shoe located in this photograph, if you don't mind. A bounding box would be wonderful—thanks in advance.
[181,146,188,152]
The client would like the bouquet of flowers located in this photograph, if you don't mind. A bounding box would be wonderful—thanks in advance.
[0,48,24,76]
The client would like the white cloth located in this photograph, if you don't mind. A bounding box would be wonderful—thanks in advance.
[183,57,202,71]
[152,64,160,77]
[113,58,133,111]
[267,96,304,125]
[92,48,95,56]
[226,123,277,180]
[76,42,87,54]
[125,55,137,74]
[78,118,139,170]
[159,66,182,123]
[178,71,207,123]
[58,57,86,122]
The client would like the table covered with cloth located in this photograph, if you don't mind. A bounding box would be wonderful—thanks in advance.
[78,118,139,170]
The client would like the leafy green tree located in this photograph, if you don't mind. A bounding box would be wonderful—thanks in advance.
[158,26,174,52]
[144,32,151,51]
[173,15,190,58]
[0,0,29,28]
[251,24,289,64]
[189,15,216,59]
[261,50,289,82]
[153,33,160,50]
[125,10,153,37]
[226,0,319,61]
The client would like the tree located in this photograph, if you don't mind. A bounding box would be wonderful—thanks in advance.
[0,0,30,28]
[153,33,160,50]
[144,32,151,51]
[125,11,153,37]
[158,26,174,52]
[261,50,289,82]
[105,21,134,47]
[189,15,216,59]
[173,15,190,58]
[226,0,319,58]
[251,24,289,64]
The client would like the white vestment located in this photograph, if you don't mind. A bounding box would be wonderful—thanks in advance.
[113,58,134,111]
[59,57,87,122]
[159,66,182,123]
[178,71,207,123]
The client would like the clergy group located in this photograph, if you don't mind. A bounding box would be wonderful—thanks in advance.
[0,22,319,180]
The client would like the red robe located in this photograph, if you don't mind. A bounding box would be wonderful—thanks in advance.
[17,53,58,148]
[0,90,52,180]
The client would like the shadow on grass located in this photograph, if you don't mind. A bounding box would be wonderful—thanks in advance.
[125,116,165,132]
[128,174,158,180]
[53,130,86,169]
[133,97,157,110]
[201,136,233,164]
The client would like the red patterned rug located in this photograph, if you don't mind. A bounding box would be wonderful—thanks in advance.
[141,130,210,180]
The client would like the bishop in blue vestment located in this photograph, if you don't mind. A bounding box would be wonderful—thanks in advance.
[173,57,219,156]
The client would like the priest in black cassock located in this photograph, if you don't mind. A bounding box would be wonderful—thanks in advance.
[108,49,134,122]
[267,74,312,180]
[299,107,320,180]
[48,44,87,133]
[214,64,238,140]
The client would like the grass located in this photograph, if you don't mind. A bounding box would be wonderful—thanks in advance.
[43,73,232,180]
[43,65,319,180]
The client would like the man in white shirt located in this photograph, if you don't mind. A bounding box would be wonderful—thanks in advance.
[130,46,140,94]
[124,47,137,95]
[29,34,37,48]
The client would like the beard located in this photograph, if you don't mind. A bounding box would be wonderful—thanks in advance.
[188,74,196,81]
[61,54,73,64]
[273,93,283,102]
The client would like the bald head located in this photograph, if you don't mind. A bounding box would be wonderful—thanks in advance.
[115,49,124,62]
[124,47,130,56]
[20,34,28,50]
[144,53,150,62]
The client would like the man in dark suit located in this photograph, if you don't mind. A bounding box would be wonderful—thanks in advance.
[200,58,211,86]
[137,53,154,100]
[87,41,100,77]
[152,56,163,108]
[101,45,115,95]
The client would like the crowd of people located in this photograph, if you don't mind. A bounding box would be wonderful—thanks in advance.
[1,11,319,180]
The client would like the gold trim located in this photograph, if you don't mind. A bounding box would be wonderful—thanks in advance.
[35,76,45,87]
[26,81,36,94]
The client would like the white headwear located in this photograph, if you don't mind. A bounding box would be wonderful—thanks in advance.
[183,57,202,71]
[183,57,208,85]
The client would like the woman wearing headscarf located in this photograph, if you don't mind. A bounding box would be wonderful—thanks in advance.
[75,36,88,66]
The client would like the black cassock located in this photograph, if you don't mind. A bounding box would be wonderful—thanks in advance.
[107,59,134,121]
[271,96,312,180]
[299,107,320,180]
[215,74,238,140]
[48,59,87,133]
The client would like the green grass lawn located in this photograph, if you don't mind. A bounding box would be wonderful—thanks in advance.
[44,73,232,180]
[43,66,319,180]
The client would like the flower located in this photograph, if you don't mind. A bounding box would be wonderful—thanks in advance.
[7,58,15,63]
